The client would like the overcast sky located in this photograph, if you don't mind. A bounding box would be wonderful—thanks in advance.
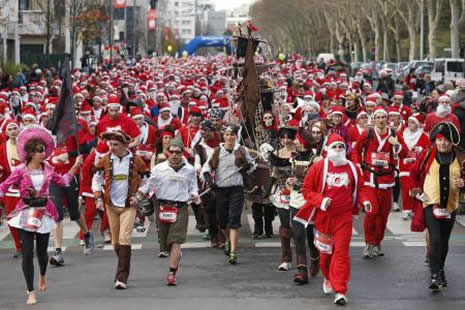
[213,0,254,11]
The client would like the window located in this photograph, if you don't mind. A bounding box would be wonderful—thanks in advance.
[434,61,445,73]
[447,61,464,73]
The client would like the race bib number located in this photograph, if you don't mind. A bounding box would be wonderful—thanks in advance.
[372,152,390,167]
[432,205,451,220]
[19,208,45,232]
[159,205,179,224]
[313,228,333,254]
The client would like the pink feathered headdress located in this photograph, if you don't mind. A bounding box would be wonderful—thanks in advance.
[16,125,56,162]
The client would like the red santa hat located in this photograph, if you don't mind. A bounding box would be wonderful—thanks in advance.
[22,108,37,121]
[159,102,171,112]
[373,106,388,117]
[328,106,345,117]
[392,91,404,99]
[190,106,202,116]
[438,94,451,102]
[388,105,401,115]
[4,119,19,130]
[326,133,346,150]
[95,141,110,157]
[130,107,144,119]
[107,95,121,107]
[303,91,314,99]
[80,102,92,115]
[356,110,368,120]
[408,113,425,127]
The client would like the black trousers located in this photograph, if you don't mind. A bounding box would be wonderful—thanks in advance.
[204,192,218,236]
[424,206,456,274]
[251,203,275,235]
[290,207,317,257]
[19,229,50,292]
[393,176,400,204]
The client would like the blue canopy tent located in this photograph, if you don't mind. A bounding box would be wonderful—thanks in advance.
[179,36,231,56]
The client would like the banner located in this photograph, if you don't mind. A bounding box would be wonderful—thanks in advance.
[113,0,127,9]
[148,9,157,31]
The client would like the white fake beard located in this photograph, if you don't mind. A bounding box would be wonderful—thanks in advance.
[436,104,451,117]
[327,149,347,166]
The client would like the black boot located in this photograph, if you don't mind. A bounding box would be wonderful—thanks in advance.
[252,203,264,239]
[264,205,275,238]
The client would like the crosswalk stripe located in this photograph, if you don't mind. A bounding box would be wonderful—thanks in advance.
[60,218,80,239]
[48,246,67,252]
[0,223,10,241]
[402,241,427,247]
[386,212,416,236]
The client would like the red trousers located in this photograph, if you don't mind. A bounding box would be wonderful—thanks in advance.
[2,196,21,251]
[79,197,109,240]
[315,210,352,295]
[400,176,413,212]
[363,188,392,245]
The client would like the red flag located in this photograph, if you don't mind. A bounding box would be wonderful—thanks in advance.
[248,20,258,32]
[113,0,127,9]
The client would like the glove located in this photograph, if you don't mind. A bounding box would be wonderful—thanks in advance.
[363,201,372,213]
[203,172,217,190]
[240,162,253,172]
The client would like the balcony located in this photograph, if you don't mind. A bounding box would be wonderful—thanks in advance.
[17,10,47,36]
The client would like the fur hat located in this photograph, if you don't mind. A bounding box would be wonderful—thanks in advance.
[101,129,132,145]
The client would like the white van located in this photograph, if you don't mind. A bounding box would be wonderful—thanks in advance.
[431,58,465,83]
[317,53,335,64]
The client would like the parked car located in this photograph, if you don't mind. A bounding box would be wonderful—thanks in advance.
[414,63,433,76]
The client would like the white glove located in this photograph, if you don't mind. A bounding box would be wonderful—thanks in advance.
[259,143,274,160]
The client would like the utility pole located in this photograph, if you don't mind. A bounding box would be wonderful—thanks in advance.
[420,0,424,60]
[109,0,113,64]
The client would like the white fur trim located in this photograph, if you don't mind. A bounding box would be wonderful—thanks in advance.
[320,197,330,211]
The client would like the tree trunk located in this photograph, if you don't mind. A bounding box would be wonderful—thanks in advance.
[374,17,382,61]
[450,0,465,58]
[357,20,368,62]
[426,0,443,59]
[354,38,361,62]
[46,0,51,67]
[393,16,401,62]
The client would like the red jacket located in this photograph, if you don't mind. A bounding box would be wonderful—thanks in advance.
[351,128,408,188]
[79,151,96,198]
[294,158,372,226]
[399,129,431,177]
[0,141,21,197]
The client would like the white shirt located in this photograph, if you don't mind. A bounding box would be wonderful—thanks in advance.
[144,160,198,202]
[92,152,133,208]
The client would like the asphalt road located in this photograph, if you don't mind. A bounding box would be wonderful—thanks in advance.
[1,245,465,310]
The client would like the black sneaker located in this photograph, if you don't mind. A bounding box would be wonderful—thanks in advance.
[439,269,447,288]
[429,274,442,291]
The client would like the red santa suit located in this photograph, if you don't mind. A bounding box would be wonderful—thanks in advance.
[424,111,461,134]
[351,107,407,246]
[96,111,141,139]
[0,120,22,251]
[78,143,110,241]
[347,110,368,150]
[135,123,157,169]
[399,115,430,215]
[294,134,372,295]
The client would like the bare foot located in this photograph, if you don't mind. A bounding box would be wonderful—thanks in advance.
[39,274,47,292]
[26,291,37,305]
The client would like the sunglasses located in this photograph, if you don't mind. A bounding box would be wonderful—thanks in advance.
[35,146,46,153]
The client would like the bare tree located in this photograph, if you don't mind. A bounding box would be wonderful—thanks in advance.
[425,0,444,59]
[449,0,465,58]
[391,0,420,61]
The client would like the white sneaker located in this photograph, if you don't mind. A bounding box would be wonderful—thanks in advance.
[334,293,347,305]
[79,240,85,246]
[401,211,411,221]
[323,278,334,295]
[114,280,127,289]
[392,202,400,212]
[278,262,291,271]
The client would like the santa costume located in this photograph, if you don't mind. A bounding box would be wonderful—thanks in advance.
[295,134,372,306]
